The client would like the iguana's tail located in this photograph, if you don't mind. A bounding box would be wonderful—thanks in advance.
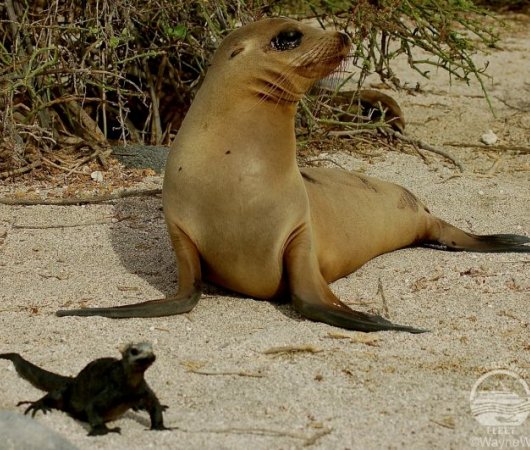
[0,353,72,392]
[427,219,530,253]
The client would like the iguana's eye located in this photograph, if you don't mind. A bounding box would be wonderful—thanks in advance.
[130,348,139,356]
[271,30,303,51]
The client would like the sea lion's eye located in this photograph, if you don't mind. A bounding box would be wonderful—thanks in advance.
[271,30,303,51]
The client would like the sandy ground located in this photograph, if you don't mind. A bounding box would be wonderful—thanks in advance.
[1,15,529,450]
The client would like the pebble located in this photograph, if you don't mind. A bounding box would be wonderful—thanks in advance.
[480,130,498,145]
[0,411,78,450]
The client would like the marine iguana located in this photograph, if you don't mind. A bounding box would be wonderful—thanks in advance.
[0,342,169,436]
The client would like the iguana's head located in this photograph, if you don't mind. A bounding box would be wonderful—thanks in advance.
[119,342,156,372]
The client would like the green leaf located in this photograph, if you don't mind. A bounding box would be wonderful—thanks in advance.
[168,24,187,40]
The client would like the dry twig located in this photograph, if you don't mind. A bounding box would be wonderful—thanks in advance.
[0,188,161,206]
[386,130,465,172]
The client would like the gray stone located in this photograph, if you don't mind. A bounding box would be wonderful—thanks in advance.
[0,411,78,450]
[112,144,170,173]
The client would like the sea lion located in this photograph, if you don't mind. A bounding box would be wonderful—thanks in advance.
[57,18,529,332]
[314,87,406,132]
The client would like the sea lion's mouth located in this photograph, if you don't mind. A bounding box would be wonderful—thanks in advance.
[329,54,348,67]
[296,54,347,81]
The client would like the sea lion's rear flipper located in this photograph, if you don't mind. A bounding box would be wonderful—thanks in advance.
[56,226,202,318]
[428,219,530,253]
[285,229,427,333]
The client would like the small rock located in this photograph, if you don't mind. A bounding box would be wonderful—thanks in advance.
[90,171,104,182]
[0,411,78,450]
[480,130,498,145]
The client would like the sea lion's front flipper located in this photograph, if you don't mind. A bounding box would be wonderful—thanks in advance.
[285,229,427,333]
[292,293,427,333]
[56,226,201,318]
[55,291,201,319]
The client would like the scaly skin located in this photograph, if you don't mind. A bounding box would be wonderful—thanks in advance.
[0,342,169,436]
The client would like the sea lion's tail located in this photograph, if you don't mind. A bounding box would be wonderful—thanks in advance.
[428,219,530,253]
[0,353,72,392]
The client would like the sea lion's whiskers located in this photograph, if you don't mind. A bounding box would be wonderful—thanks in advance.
[260,39,342,107]
[253,46,320,108]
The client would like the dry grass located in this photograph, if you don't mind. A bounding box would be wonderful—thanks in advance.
[0,0,503,178]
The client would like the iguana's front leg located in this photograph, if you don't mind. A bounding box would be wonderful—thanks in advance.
[18,390,65,417]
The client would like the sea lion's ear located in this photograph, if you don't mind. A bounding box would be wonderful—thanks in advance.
[230,47,244,59]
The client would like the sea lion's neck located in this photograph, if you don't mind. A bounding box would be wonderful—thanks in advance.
[198,69,301,118]
[176,73,300,170]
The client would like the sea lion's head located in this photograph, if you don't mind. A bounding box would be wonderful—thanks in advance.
[207,18,351,105]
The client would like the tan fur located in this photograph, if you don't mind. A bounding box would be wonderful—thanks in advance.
[57,18,528,331]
